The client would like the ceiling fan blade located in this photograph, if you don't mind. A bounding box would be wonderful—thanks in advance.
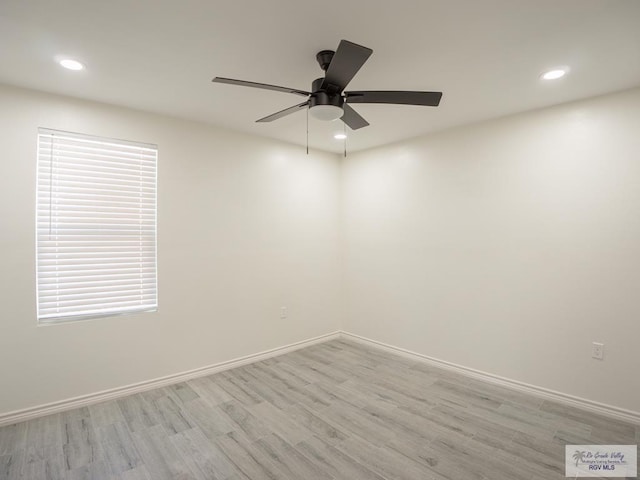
[321,40,373,93]
[212,77,310,97]
[341,104,369,130]
[345,90,443,106]
[256,102,309,122]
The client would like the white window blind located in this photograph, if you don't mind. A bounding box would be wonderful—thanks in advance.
[36,129,157,323]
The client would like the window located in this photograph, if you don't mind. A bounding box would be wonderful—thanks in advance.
[36,129,157,324]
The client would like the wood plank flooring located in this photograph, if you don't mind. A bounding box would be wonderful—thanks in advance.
[0,339,638,479]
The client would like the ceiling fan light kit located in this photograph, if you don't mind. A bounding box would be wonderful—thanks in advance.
[309,75,345,121]
[309,104,343,121]
[212,39,442,133]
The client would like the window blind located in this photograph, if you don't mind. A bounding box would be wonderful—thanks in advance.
[36,129,157,323]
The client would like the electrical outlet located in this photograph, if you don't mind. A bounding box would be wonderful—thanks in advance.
[592,342,604,360]
[280,307,287,319]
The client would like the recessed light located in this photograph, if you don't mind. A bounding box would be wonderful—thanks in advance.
[334,133,347,140]
[541,68,568,80]
[59,59,85,71]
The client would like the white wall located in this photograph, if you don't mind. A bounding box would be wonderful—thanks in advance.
[0,84,341,415]
[342,88,640,413]
[2,82,639,417]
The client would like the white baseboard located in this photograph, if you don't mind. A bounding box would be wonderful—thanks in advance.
[3,330,638,428]
[0,331,341,427]
[340,331,640,426]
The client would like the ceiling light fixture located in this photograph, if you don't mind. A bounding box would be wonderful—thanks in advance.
[309,105,343,121]
[541,68,568,80]
[59,59,85,71]
[334,133,347,140]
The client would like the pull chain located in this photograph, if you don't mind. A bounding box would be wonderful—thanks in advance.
[306,107,309,155]
[343,121,347,158]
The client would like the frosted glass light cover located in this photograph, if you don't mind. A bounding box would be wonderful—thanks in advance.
[310,105,343,121]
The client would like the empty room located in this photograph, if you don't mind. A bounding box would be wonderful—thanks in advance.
[0,0,639,479]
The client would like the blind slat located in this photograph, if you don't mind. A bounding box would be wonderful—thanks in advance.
[38,279,157,291]
[39,286,157,296]
[39,293,158,308]
[39,303,157,319]
[36,129,158,323]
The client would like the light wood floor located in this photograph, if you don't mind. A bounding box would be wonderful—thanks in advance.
[0,339,638,479]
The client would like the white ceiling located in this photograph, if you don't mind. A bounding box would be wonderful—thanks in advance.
[1,0,639,154]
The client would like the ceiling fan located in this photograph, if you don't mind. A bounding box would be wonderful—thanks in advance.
[212,40,442,130]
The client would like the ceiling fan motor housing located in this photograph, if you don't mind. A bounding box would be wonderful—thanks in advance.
[310,77,344,109]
